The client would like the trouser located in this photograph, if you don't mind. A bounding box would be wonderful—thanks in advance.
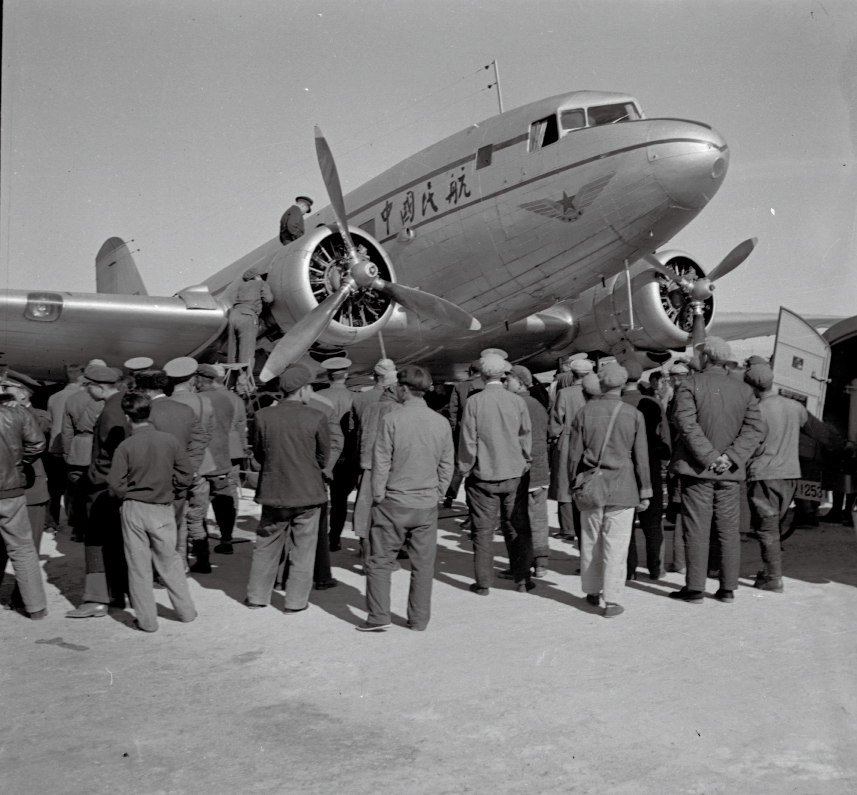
[276,501,331,586]
[207,472,237,543]
[66,464,89,532]
[178,474,211,555]
[580,505,635,605]
[524,485,550,566]
[557,500,580,539]
[84,489,128,606]
[365,500,437,628]
[445,468,464,504]
[500,478,546,571]
[627,467,663,577]
[3,501,48,608]
[672,512,686,570]
[748,478,797,579]
[352,470,374,539]
[465,476,526,588]
[247,505,321,610]
[0,496,47,614]
[44,454,67,527]
[680,476,741,592]
[227,309,258,364]
[121,500,196,631]
[329,459,358,545]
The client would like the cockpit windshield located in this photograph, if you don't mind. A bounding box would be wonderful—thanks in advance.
[560,109,586,131]
[587,102,640,126]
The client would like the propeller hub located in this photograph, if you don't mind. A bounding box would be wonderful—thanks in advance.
[350,256,379,288]
[691,279,713,302]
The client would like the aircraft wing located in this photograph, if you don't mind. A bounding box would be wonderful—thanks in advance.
[708,312,843,341]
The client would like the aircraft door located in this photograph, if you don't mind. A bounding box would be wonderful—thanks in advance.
[771,307,831,418]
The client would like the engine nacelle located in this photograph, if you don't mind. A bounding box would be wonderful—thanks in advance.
[266,225,397,348]
[571,251,715,357]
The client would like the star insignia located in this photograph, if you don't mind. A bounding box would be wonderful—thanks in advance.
[519,172,615,223]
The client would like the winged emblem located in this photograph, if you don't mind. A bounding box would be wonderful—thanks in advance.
[519,172,616,223]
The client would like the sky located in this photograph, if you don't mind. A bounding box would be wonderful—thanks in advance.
[2,0,856,323]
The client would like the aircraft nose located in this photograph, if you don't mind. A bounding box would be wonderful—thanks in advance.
[648,120,729,209]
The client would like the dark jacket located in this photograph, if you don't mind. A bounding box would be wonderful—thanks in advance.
[108,425,194,504]
[448,376,484,435]
[621,389,671,465]
[670,365,764,481]
[567,394,653,508]
[522,394,550,489]
[0,405,45,499]
[24,406,51,505]
[548,384,586,502]
[88,392,131,491]
[253,401,330,508]
[279,205,305,244]
[201,386,237,475]
[148,396,208,473]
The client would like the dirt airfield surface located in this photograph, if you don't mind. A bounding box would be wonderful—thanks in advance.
[2,491,855,795]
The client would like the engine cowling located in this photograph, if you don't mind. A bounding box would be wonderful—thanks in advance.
[265,225,397,348]
[571,251,715,357]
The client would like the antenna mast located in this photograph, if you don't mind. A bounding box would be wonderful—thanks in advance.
[492,59,504,114]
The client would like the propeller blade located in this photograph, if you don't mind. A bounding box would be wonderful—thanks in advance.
[688,309,708,371]
[706,237,757,283]
[641,253,684,286]
[258,283,353,383]
[373,279,481,331]
[314,126,359,262]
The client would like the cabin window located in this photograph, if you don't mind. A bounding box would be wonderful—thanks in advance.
[587,102,640,126]
[476,144,493,169]
[560,109,586,132]
[528,115,560,152]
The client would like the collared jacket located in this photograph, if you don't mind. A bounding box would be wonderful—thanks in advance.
[351,383,385,428]
[448,375,484,435]
[200,385,238,475]
[548,383,585,502]
[459,382,532,482]
[168,390,215,468]
[522,394,550,489]
[372,397,454,508]
[567,393,653,508]
[621,388,671,464]
[358,387,400,470]
[0,404,45,499]
[308,392,344,474]
[108,424,194,504]
[279,205,305,244]
[230,279,273,317]
[47,381,82,455]
[61,388,103,466]
[253,402,330,508]
[670,365,764,481]
[148,395,209,475]
[88,392,131,491]
[747,394,808,481]
[319,382,357,463]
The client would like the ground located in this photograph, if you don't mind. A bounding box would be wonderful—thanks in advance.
[2,493,855,795]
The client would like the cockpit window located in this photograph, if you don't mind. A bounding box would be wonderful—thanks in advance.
[560,109,586,131]
[587,102,640,126]
[528,115,560,152]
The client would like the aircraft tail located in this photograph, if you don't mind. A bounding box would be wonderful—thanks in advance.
[95,237,148,295]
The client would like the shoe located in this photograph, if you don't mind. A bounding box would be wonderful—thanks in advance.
[821,511,843,524]
[132,620,157,633]
[65,602,108,618]
[715,589,735,603]
[189,539,212,574]
[469,583,489,596]
[575,568,581,574]
[329,542,342,552]
[16,606,47,620]
[753,577,783,593]
[626,572,638,581]
[408,624,426,632]
[109,599,126,610]
[497,569,515,580]
[315,579,338,590]
[668,588,704,604]
[649,569,663,581]
[604,603,625,618]
[666,563,686,574]
[586,593,601,606]
[214,542,233,555]
[442,498,453,509]
[355,621,390,631]
[707,569,720,579]
[516,580,536,593]
[533,566,548,578]
[283,605,309,615]
[272,582,286,592]
[243,599,267,609]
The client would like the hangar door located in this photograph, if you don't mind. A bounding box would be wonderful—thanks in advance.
[771,307,831,418]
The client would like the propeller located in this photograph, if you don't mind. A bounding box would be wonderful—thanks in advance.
[258,127,481,383]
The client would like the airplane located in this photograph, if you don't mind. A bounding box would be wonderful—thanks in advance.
[0,89,839,386]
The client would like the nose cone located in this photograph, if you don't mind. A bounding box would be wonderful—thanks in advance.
[649,121,729,209]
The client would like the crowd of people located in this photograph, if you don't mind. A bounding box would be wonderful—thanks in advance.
[0,335,817,631]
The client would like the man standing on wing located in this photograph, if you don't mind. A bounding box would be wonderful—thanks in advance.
[358,366,453,632]
[669,338,763,604]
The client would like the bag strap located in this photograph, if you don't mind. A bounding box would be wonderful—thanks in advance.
[593,401,623,474]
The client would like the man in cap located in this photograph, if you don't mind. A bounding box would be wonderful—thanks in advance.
[245,363,330,613]
[124,357,154,379]
[66,365,130,617]
[358,366,454,631]
[196,364,245,555]
[459,353,533,595]
[351,358,398,426]
[568,363,652,618]
[621,359,671,581]
[0,381,48,619]
[45,362,83,530]
[318,357,358,551]
[107,392,195,632]
[61,360,107,542]
[669,337,763,604]
[744,363,807,593]
[549,355,594,540]
[279,196,313,245]
[443,361,485,508]
[227,268,274,365]
[503,365,551,578]
[164,357,216,572]
[352,361,400,555]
